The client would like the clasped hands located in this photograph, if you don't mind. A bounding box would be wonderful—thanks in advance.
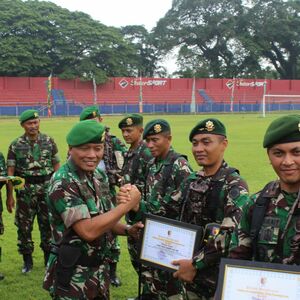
[116,183,141,212]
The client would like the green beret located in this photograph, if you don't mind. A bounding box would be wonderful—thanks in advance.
[79,106,100,121]
[189,118,226,141]
[118,114,143,129]
[67,120,105,146]
[143,119,171,139]
[19,109,39,124]
[263,114,300,148]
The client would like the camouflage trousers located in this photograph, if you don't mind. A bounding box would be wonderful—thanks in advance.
[15,182,51,254]
[141,267,186,300]
[45,255,110,300]
[127,235,140,273]
[0,196,4,235]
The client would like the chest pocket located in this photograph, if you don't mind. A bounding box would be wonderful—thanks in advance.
[40,141,52,160]
[258,216,281,245]
[16,144,31,160]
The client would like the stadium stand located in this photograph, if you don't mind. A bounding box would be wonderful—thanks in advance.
[0,76,300,115]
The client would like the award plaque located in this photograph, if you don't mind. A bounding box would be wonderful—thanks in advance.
[215,258,300,300]
[138,213,203,272]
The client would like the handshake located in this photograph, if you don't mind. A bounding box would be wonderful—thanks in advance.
[116,184,141,212]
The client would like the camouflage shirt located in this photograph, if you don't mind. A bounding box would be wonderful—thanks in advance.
[101,128,127,189]
[181,161,249,296]
[43,159,114,299]
[7,132,60,177]
[230,180,300,265]
[122,140,152,190]
[182,162,250,266]
[132,147,193,222]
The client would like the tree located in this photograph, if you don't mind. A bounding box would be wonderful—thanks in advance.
[239,0,300,79]
[0,0,140,83]
[121,25,166,77]
[153,0,300,79]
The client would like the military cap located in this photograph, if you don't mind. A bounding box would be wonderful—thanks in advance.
[189,118,226,141]
[19,109,39,124]
[263,114,300,148]
[143,119,171,139]
[118,114,143,129]
[67,120,105,146]
[79,105,100,121]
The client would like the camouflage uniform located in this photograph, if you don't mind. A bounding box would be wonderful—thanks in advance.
[180,161,249,299]
[99,128,127,281]
[7,133,60,255]
[122,141,152,273]
[230,180,300,265]
[43,159,114,300]
[131,148,193,299]
[0,152,7,265]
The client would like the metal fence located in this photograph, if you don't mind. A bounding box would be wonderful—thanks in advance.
[0,101,300,117]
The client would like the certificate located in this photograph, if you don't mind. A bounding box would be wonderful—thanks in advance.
[138,213,203,272]
[215,258,300,300]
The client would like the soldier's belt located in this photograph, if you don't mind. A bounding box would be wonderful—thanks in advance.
[24,174,52,184]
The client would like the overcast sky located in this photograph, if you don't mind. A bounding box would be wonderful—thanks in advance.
[45,0,172,31]
[43,0,176,74]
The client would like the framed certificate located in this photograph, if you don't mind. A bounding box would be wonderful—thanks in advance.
[215,258,300,300]
[138,213,203,272]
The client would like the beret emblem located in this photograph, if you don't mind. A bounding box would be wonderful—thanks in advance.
[92,111,96,117]
[126,118,133,125]
[34,112,38,118]
[298,122,300,132]
[205,121,214,132]
[154,124,162,133]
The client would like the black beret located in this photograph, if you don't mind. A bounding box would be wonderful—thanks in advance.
[189,118,226,141]
[143,119,171,139]
[118,114,143,128]
[263,114,300,148]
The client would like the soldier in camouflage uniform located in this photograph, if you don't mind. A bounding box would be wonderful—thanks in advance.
[118,119,193,300]
[0,152,7,280]
[6,109,60,273]
[43,120,142,300]
[118,114,152,278]
[171,118,249,300]
[230,114,300,267]
[80,106,127,287]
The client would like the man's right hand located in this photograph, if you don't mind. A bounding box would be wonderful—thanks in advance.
[6,195,15,213]
[127,185,141,211]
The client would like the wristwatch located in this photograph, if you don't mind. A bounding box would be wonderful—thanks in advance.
[124,224,131,236]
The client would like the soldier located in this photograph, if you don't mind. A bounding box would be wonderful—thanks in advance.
[118,114,152,282]
[170,118,249,299]
[230,114,300,265]
[0,152,7,280]
[79,105,127,287]
[118,119,193,299]
[6,109,60,273]
[43,120,142,300]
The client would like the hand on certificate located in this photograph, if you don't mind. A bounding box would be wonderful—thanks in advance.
[172,259,197,283]
[117,184,141,211]
[127,221,144,239]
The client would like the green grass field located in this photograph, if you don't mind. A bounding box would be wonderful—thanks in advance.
[0,112,290,299]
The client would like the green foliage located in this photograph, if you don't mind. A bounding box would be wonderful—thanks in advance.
[0,0,141,83]
[154,0,300,79]
[0,113,290,299]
